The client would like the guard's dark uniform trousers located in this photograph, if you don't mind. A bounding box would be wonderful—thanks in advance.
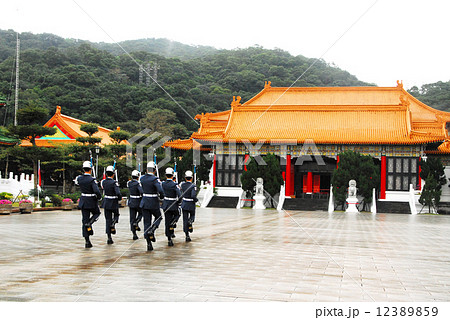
[101,178,122,235]
[180,181,198,234]
[127,179,143,231]
[139,174,164,239]
[75,173,102,237]
[161,179,182,238]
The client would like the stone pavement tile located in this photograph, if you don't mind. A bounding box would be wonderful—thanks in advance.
[234,297,266,302]
[262,292,293,301]
[2,208,450,301]
[289,292,316,302]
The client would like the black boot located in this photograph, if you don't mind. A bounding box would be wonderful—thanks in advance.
[134,222,141,232]
[185,234,191,242]
[132,231,139,240]
[146,238,153,251]
[188,222,193,233]
[107,236,114,245]
[85,223,94,236]
[168,237,174,246]
[85,237,93,248]
[110,224,116,235]
[149,233,156,242]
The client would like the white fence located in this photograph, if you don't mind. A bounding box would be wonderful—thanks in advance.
[0,172,36,201]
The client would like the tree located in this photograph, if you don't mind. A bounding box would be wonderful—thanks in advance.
[419,157,446,191]
[240,153,283,208]
[331,151,380,211]
[76,123,102,145]
[418,157,446,212]
[138,108,189,139]
[176,148,212,186]
[8,106,57,191]
[9,106,56,146]
[419,174,441,213]
[106,128,130,158]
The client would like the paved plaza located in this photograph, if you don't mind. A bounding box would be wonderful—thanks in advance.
[0,207,450,302]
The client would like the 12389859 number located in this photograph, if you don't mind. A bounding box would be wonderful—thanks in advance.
[377,306,438,317]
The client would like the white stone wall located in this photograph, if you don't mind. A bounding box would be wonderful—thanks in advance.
[0,172,36,201]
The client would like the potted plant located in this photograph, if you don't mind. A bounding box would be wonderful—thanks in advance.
[19,199,33,214]
[0,199,12,215]
[62,198,74,210]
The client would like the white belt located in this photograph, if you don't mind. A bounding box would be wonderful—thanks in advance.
[104,195,118,199]
[82,193,96,197]
[183,198,194,201]
[164,197,178,201]
[143,194,158,197]
[129,195,141,199]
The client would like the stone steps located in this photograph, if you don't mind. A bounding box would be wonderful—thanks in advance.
[207,196,239,208]
[283,197,328,211]
[376,200,411,214]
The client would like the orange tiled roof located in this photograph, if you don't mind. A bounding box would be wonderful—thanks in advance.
[21,106,126,147]
[163,139,210,151]
[425,140,450,155]
[165,82,450,149]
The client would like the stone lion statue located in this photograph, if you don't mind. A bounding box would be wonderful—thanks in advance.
[348,180,357,198]
[255,177,264,195]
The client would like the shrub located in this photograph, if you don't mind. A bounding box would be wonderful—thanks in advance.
[0,192,13,200]
[120,188,129,198]
[64,192,81,202]
[50,194,63,207]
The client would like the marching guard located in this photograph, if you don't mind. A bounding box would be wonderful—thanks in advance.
[75,161,102,248]
[161,167,181,247]
[127,170,143,240]
[179,170,198,242]
[100,166,122,245]
[139,161,164,251]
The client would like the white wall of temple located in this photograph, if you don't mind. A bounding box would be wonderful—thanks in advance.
[440,166,450,202]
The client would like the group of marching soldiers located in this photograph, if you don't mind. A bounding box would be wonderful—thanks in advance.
[75,160,198,251]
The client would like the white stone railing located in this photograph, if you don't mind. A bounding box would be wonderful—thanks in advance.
[0,172,36,201]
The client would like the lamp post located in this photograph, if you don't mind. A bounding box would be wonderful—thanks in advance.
[95,146,100,179]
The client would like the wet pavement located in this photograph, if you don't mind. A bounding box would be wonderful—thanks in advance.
[0,208,450,302]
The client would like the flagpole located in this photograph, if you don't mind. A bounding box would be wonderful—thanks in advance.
[154,152,159,178]
[174,157,178,182]
[37,160,40,205]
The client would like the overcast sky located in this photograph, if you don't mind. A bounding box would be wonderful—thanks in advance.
[1,0,449,88]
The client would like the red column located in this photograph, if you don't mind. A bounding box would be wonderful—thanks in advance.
[418,157,422,190]
[285,154,291,197]
[290,163,295,196]
[380,155,386,199]
[306,171,313,194]
[244,154,249,171]
[336,155,340,169]
[213,154,217,188]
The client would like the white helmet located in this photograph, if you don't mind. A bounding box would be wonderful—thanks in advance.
[106,165,115,173]
[185,170,193,178]
[131,170,140,177]
[82,161,92,169]
[147,161,156,169]
[165,167,174,175]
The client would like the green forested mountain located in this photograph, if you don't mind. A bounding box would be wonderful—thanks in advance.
[0,29,370,137]
[408,81,450,112]
[0,29,216,61]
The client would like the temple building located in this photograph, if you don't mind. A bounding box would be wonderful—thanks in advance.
[165,81,450,211]
[21,106,119,147]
